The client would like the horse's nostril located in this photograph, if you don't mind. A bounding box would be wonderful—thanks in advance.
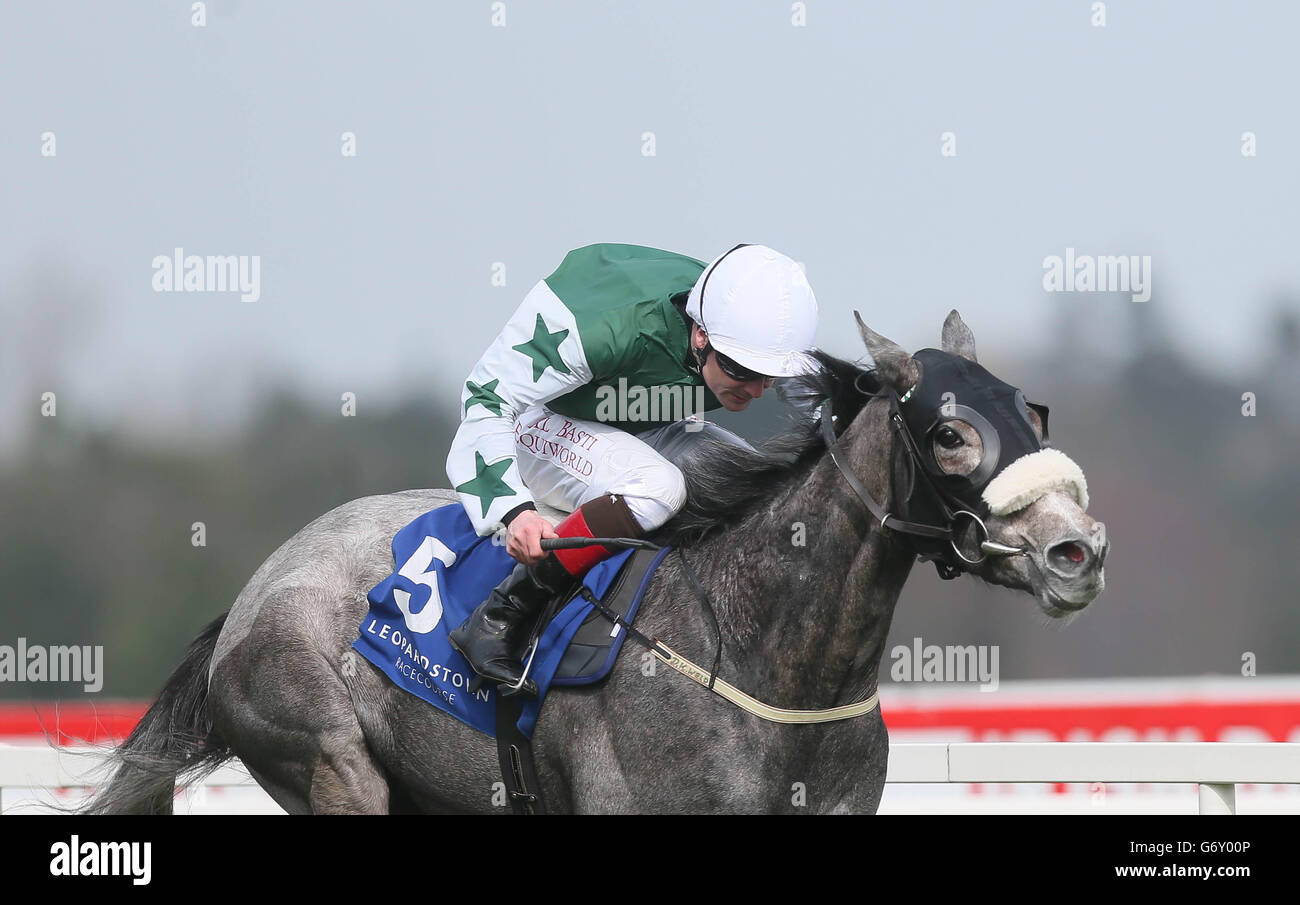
[1047,539,1091,571]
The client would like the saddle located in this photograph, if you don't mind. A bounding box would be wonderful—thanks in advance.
[353,501,670,738]
[529,504,664,684]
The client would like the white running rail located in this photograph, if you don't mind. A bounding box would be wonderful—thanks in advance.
[0,744,260,814]
[4,742,1299,814]
[883,742,1300,814]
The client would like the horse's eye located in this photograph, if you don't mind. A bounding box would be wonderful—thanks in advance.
[936,426,963,449]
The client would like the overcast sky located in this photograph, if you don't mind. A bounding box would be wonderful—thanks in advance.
[2,1,1297,454]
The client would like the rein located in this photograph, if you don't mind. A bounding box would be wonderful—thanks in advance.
[541,536,879,724]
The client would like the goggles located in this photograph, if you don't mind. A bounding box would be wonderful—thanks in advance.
[712,347,774,383]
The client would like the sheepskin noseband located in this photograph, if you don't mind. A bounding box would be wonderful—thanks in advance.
[981,447,1089,515]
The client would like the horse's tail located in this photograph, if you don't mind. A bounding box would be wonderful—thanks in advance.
[80,612,233,814]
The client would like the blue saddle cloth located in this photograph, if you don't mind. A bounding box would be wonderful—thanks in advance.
[353,503,657,739]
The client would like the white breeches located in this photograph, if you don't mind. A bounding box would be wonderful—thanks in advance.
[513,405,688,531]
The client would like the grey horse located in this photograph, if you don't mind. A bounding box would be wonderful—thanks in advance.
[83,311,1108,814]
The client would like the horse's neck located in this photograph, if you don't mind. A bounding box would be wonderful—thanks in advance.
[696,401,914,708]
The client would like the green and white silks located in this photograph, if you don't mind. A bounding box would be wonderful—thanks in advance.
[446,244,724,536]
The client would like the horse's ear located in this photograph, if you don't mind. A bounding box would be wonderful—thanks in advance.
[855,311,918,393]
[940,309,977,363]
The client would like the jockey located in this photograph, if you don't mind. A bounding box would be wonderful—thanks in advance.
[446,242,819,697]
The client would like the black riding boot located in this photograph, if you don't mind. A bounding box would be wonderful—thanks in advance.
[448,554,574,699]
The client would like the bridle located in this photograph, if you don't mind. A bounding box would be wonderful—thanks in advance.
[818,371,1029,580]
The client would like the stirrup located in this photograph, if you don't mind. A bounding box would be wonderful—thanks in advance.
[468,662,539,699]
[496,637,542,698]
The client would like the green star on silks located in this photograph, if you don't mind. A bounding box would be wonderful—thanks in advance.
[454,452,517,517]
[512,314,571,382]
[464,377,505,416]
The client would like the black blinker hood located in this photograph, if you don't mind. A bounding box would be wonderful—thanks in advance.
[895,348,1048,531]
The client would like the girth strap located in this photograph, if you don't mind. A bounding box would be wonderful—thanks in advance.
[494,694,546,814]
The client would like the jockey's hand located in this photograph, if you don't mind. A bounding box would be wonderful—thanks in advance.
[506,509,557,565]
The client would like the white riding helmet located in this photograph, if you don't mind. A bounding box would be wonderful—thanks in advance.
[685,243,820,378]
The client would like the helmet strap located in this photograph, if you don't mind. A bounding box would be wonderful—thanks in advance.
[692,341,712,375]
[686,324,711,375]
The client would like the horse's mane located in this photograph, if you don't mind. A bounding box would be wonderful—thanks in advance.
[654,351,882,546]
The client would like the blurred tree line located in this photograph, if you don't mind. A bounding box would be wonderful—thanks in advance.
[1,391,459,699]
[886,301,1300,684]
